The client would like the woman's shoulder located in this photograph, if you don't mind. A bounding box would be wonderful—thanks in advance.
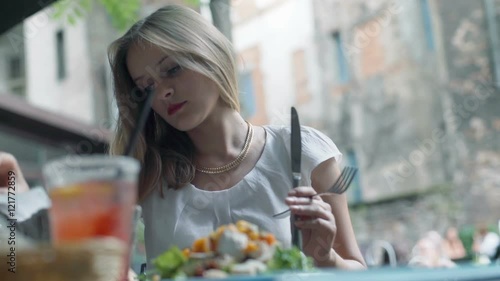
[261,124,342,184]
[263,124,337,147]
[263,124,323,135]
[263,124,342,162]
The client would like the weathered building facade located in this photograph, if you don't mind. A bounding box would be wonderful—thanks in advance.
[233,0,500,262]
[312,0,500,261]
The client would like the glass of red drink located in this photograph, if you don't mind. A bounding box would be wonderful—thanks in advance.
[43,155,140,281]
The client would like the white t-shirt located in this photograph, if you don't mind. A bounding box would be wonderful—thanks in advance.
[479,232,500,258]
[140,125,342,265]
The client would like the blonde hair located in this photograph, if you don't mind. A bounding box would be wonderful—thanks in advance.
[108,5,240,201]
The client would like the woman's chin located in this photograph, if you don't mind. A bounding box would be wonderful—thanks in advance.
[167,119,198,132]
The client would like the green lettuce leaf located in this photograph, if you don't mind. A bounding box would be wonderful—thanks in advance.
[151,246,188,278]
[267,247,314,271]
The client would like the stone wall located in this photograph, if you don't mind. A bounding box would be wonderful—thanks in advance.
[312,0,500,261]
[434,0,500,225]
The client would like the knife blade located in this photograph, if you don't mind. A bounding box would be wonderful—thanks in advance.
[290,107,303,251]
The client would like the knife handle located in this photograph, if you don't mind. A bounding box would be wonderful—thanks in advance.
[292,173,301,188]
[292,216,303,250]
[291,172,303,251]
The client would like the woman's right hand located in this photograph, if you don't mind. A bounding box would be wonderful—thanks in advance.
[0,152,30,194]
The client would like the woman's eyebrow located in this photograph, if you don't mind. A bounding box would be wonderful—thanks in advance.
[133,55,169,82]
[156,55,169,66]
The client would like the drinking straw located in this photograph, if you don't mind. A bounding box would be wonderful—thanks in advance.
[124,87,155,156]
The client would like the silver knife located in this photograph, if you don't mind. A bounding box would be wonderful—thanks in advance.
[290,107,303,251]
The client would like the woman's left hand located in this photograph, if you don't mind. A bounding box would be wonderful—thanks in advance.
[286,186,337,265]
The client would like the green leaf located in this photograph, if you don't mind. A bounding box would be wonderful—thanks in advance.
[73,7,83,18]
[49,0,205,34]
[184,0,201,7]
[152,246,188,278]
[50,0,140,31]
[267,247,314,271]
[67,14,76,25]
[81,0,93,10]
[96,0,140,31]
[51,1,69,19]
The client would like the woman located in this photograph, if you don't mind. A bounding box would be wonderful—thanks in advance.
[107,5,364,269]
[1,4,365,270]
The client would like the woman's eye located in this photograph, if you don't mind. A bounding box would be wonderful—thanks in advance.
[161,65,181,77]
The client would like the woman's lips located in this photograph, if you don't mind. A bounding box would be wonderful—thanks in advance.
[167,101,187,115]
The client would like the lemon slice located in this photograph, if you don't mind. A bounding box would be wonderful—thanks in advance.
[50,182,116,199]
[50,184,85,198]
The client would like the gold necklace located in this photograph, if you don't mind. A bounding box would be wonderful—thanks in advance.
[195,122,253,174]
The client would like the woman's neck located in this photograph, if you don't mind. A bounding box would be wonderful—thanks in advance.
[187,108,248,167]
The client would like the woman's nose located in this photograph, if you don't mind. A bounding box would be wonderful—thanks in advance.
[157,86,173,99]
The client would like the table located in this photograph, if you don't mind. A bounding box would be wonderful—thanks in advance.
[161,264,500,281]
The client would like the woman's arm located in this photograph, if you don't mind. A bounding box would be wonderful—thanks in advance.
[310,157,367,269]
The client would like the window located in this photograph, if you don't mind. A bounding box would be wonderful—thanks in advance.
[333,32,350,83]
[238,71,257,118]
[56,30,66,80]
[420,0,435,51]
[346,150,363,203]
[7,55,25,96]
[8,57,22,79]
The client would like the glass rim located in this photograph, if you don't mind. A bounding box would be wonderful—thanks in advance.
[44,154,139,168]
[42,154,140,185]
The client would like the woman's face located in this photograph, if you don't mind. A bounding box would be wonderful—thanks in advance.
[126,42,221,131]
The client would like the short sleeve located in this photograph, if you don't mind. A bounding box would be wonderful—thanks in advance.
[300,126,342,184]
[276,125,342,185]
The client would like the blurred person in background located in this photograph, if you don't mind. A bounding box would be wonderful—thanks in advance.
[408,231,456,268]
[442,227,466,262]
[473,223,500,263]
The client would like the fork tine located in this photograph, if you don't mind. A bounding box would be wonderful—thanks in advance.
[330,167,357,194]
[329,167,349,193]
[337,168,358,194]
[329,167,348,193]
[338,168,357,193]
[273,209,290,218]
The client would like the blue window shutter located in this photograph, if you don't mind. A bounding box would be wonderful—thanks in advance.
[420,0,435,51]
[333,32,350,83]
[347,150,363,203]
[238,72,257,118]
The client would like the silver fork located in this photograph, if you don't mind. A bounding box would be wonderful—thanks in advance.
[273,166,358,219]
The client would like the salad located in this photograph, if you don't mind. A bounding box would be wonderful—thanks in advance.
[139,220,313,280]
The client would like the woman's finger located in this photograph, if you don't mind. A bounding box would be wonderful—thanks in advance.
[295,218,335,231]
[287,197,332,211]
[288,186,317,197]
[290,204,332,220]
[0,152,29,193]
[285,196,321,206]
[317,200,332,212]
[286,197,332,214]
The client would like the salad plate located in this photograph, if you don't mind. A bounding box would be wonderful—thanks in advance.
[158,264,500,281]
[139,220,313,281]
